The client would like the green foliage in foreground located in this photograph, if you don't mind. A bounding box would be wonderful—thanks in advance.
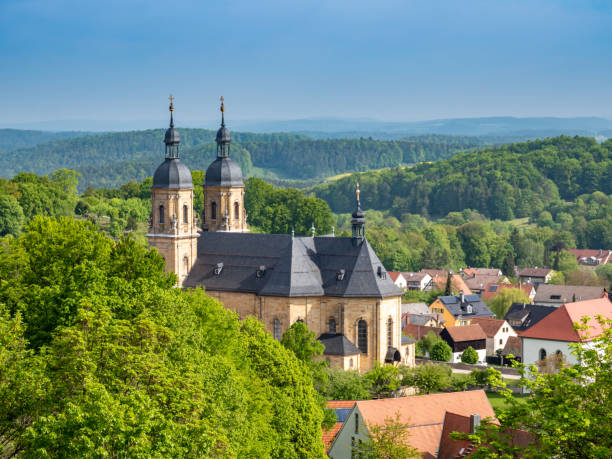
[352,413,420,459]
[0,217,325,458]
[460,317,612,458]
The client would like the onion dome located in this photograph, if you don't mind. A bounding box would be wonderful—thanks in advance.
[351,183,365,239]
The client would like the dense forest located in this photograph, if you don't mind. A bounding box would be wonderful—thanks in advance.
[0,128,92,152]
[0,129,482,190]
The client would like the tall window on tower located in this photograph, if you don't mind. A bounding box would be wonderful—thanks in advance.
[234,202,240,220]
[211,202,217,220]
[387,317,393,346]
[159,205,165,224]
[183,204,188,224]
[358,320,367,354]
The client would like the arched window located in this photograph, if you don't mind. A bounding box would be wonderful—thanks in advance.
[273,318,281,340]
[159,205,165,224]
[539,349,547,360]
[349,358,354,368]
[234,201,240,220]
[358,320,367,354]
[329,317,337,334]
[556,350,562,356]
[183,204,188,224]
[183,256,189,271]
[387,317,393,346]
[211,202,217,220]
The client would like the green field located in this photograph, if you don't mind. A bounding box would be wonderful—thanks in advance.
[486,391,529,414]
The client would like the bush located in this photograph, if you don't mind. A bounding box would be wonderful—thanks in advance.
[461,346,479,364]
[400,363,451,394]
[430,341,452,362]
[450,373,473,391]
[470,369,490,386]
[324,368,371,401]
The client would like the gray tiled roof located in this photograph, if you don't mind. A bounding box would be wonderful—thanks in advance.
[534,284,607,304]
[439,294,495,319]
[183,232,403,298]
[402,302,430,315]
[504,302,557,331]
[318,333,362,356]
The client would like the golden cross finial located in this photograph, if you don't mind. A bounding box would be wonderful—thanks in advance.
[169,94,174,111]
[356,182,360,201]
[220,96,225,112]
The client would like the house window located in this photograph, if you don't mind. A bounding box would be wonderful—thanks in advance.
[550,295,561,300]
[539,349,547,360]
[183,256,189,272]
[358,320,368,354]
[273,319,281,340]
[329,317,336,334]
[183,204,188,224]
[387,317,393,346]
[349,358,354,368]
[499,339,503,345]
[211,202,217,220]
[159,205,165,224]
[234,201,240,220]
[355,413,359,433]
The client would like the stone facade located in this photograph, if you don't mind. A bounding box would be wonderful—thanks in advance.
[203,185,248,232]
[147,187,199,284]
[205,290,407,372]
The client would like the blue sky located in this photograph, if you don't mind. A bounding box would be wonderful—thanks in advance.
[1,0,611,127]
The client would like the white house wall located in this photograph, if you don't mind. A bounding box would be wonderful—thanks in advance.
[522,338,577,365]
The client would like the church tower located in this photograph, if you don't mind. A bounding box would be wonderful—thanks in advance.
[202,97,248,232]
[147,96,198,284]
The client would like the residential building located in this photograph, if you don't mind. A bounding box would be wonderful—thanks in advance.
[533,284,609,306]
[327,390,495,459]
[148,99,407,372]
[422,269,473,294]
[460,268,508,295]
[323,401,356,454]
[566,248,612,266]
[517,268,554,284]
[402,271,433,291]
[504,302,557,333]
[520,298,612,366]
[461,267,503,278]
[388,271,407,290]
[481,283,536,302]
[440,324,488,363]
[402,302,445,328]
[429,293,495,327]
[471,317,517,356]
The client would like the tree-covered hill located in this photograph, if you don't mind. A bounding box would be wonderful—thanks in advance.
[0,128,94,152]
[0,129,483,190]
[310,136,612,220]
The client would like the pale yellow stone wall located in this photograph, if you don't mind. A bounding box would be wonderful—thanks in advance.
[323,354,360,371]
[147,188,198,284]
[205,290,410,372]
[203,185,248,232]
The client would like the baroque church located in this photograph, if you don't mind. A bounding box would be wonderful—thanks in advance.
[147,98,413,372]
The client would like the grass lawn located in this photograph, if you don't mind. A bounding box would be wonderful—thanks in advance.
[486,391,529,414]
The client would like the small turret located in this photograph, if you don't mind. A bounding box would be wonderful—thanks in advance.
[351,183,365,241]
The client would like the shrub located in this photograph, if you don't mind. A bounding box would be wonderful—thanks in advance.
[461,346,479,364]
[430,341,452,362]
[400,363,451,394]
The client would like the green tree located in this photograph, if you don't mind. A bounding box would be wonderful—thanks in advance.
[352,412,420,459]
[461,346,479,364]
[485,287,530,319]
[444,273,452,296]
[364,362,402,399]
[400,363,451,394]
[415,330,443,358]
[430,341,452,362]
[324,369,371,401]
[0,194,25,236]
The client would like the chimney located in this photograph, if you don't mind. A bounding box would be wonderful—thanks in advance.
[470,414,481,434]
[460,291,465,304]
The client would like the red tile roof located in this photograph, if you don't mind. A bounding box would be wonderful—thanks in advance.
[470,317,505,338]
[481,283,535,301]
[355,391,495,457]
[465,275,505,291]
[518,267,553,278]
[326,400,356,408]
[462,268,502,277]
[403,324,443,340]
[567,249,612,265]
[424,272,473,295]
[444,324,487,342]
[322,423,343,452]
[520,298,612,342]
[388,271,403,283]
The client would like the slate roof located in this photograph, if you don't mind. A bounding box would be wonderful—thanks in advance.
[504,303,557,332]
[409,314,438,326]
[401,334,416,345]
[402,302,431,315]
[318,333,361,356]
[518,267,553,278]
[520,298,612,342]
[465,274,505,292]
[534,284,608,304]
[184,232,403,298]
[438,294,494,319]
[152,158,193,189]
[204,156,244,187]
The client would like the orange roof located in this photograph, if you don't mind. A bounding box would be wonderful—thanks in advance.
[326,400,356,408]
[355,390,495,457]
[481,283,534,301]
[444,324,487,342]
[520,298,612,342]
[470,317,505,337]
[428,273,472,295]
[388,271,403,282]
[322,423,343,452]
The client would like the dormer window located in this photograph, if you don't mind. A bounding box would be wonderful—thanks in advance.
[377,266,386,279]
[214,262,224,276]
[337,269,345,281]
[256,265,266,278]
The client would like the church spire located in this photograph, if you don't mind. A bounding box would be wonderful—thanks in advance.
[216,96,231,157]
[351,182,365,241]
[164,95,180,158]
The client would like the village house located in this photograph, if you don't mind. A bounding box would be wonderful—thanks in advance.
[429,293,495,327]
[481,282,536,302]
[401,271,434,291]
[327,390,495,458]
[517,267,554,284]
[519,298,612,366]
[402,302,445,329]
[322,401,356,454]
[566,248,612,266]
[533,284,609,307]
[440,324,488,363]
[460,268,508,295]
[421,269,473,294]
[504,302,557,333]
[388,271,407,290]
[471,317,517,356]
